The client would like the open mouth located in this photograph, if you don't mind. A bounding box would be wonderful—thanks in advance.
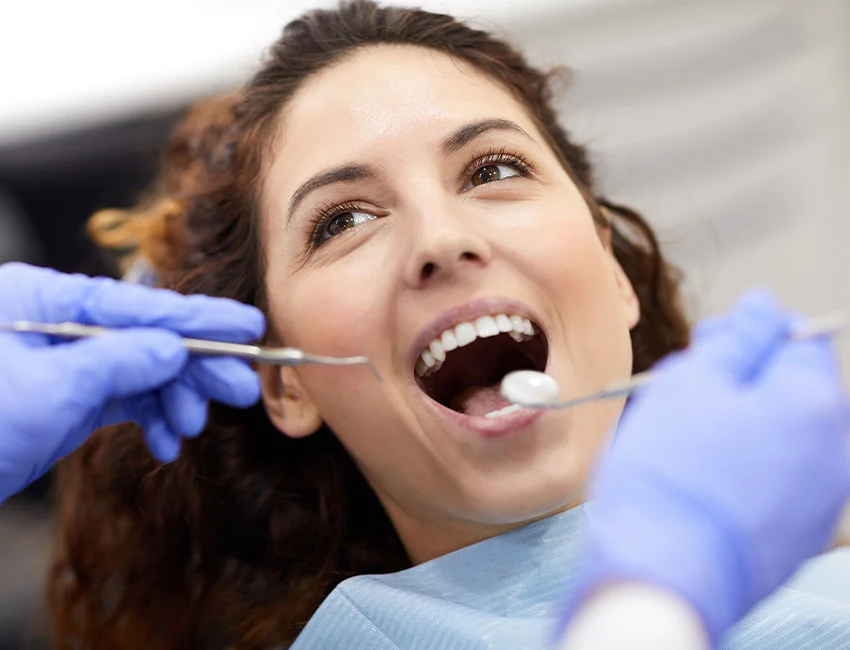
[414,313,549,418]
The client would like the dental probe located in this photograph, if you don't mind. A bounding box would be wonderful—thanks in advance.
[0,320,382,381]
[500,310,848,411]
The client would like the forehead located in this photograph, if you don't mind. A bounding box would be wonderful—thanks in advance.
[266,45,537,183]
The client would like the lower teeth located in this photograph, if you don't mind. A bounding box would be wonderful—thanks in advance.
[483,404,522,419]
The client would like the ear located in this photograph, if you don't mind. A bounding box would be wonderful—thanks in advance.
[258,364,323,438]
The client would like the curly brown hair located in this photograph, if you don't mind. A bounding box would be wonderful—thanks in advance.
[46,2,690,648]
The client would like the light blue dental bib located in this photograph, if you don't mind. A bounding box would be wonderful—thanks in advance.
[291,507,850,649]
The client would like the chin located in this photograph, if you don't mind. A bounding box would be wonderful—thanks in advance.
[456,470,588,526]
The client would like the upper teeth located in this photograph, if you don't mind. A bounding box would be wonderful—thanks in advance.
[416,314,536,378]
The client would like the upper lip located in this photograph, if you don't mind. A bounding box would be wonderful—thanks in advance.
[408,296,544,370]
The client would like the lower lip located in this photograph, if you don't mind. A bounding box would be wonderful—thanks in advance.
[422,394,545,437]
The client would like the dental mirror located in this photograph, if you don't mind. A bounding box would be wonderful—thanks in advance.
[500,310,847,411]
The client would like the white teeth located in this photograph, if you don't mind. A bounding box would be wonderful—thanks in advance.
[416,312,540,378]
[508,315,534,342]
[430,340,446,363]
[475,315,499,338]
[420,346,441,378]
[484,404,522,419]
[496,314,513,333]
[441,329,458,352]
[421,349,436,368]
[455,322,477,347]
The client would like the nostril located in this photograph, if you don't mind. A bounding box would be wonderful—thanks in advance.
[416,248,483,284]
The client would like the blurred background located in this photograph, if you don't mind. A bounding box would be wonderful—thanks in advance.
[1,0,848,647]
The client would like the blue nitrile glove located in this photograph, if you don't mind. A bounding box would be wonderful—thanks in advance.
[0,263,266,503]
[560,291,850,645]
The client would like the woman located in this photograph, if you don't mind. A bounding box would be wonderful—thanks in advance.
[40,2,847,648]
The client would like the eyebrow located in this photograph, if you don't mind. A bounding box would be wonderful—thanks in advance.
[439,118,536,156]
[287,165,376,224]
[286,119,536,223]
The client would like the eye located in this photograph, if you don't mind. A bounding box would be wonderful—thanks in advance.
[467,163,521,189]
[460,148,533,192]
[324,210,376,240]
[312,205,377,246]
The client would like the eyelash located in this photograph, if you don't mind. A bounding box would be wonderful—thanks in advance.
[309,199,366,247]
[461,147,534,183]
[306,148,535,249]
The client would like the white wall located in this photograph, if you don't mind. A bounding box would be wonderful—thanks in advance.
[505,0,850,369]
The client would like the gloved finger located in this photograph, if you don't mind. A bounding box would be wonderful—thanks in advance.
[0,264,140,325]
[0,263,265,347]
[0,263,265,342]
[692,289,791,381]
[130,393,182,462]
[143,418,183,463]
[0,263,85,321]
[180,356,261,408]
[47,413,102,465]
[761,337,848,420]
[775,333,843,375]
[0,325,50,352]
[160,380,209,438]
[692,316,726,342]
[768,339,850,534]
[45,329,188,403]
[78,279,265,342]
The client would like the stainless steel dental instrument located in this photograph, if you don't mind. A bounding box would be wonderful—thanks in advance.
[501,310,848,411]
[0,320,382,381]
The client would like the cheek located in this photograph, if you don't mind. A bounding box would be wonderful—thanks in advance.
[497,194,609,293]
[505,195,634,377]
[270,263,388,356]
[265,261,400,437]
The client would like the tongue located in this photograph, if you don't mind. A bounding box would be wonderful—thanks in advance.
[451,384,512,417]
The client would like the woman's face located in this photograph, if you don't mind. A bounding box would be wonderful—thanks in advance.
[259,45,639,562]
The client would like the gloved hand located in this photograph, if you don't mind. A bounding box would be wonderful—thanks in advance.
[0,262,265,503]
[561,291,850,644]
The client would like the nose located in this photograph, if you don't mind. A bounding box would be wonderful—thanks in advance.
[403,205,492,288]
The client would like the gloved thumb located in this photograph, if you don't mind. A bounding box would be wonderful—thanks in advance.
[694,290,790,382]
[45,328,189,403]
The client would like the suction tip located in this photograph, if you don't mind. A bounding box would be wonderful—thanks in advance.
[500,370,560,407]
